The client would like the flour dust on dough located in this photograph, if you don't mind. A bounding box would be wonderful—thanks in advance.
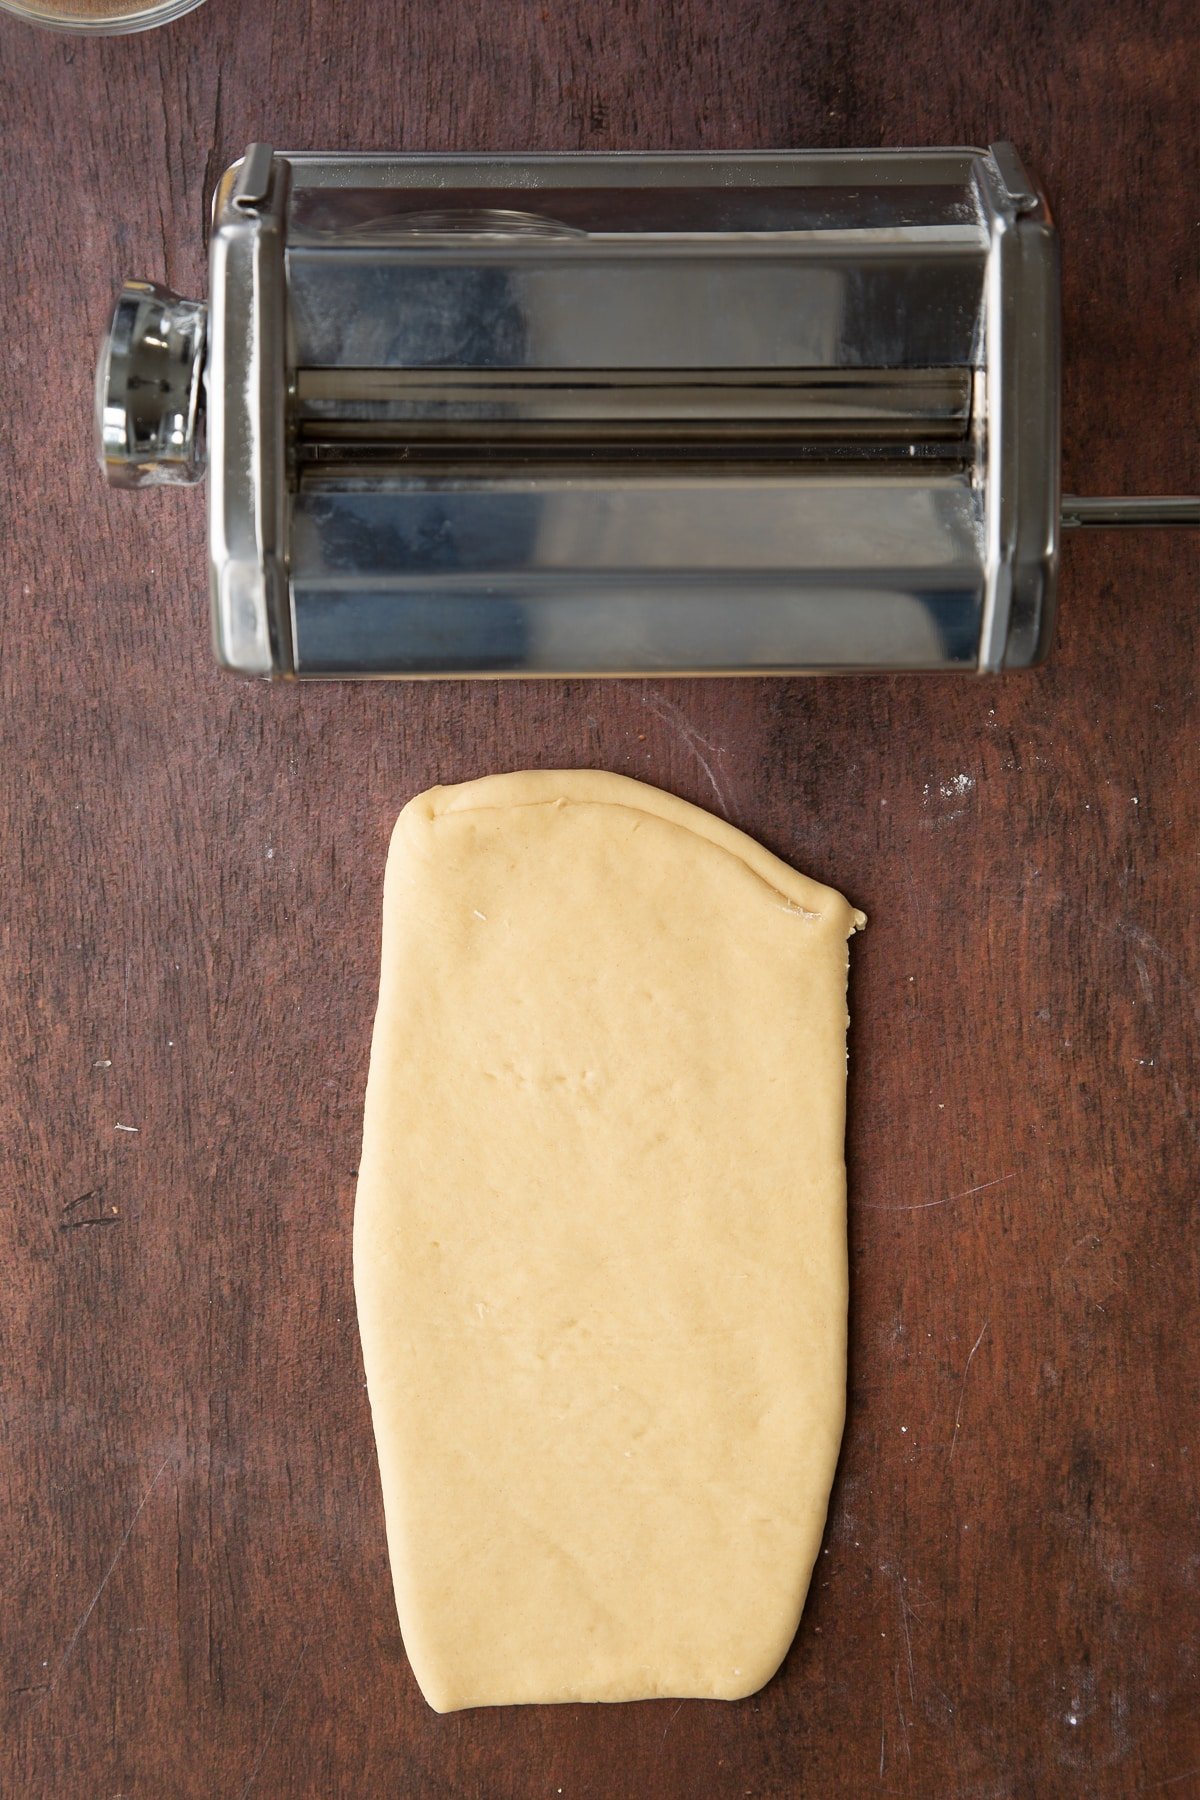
[354,770,864,1712]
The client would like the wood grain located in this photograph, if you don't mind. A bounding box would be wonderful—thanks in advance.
[1,2,1197,1795]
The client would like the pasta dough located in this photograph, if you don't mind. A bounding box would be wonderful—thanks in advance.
[354,771,863,1712]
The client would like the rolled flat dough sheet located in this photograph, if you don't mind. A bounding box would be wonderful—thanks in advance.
[355,771,864,1712]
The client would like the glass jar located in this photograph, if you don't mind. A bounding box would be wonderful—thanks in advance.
[0,0,204,31]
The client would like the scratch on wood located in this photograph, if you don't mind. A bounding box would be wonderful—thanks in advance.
[893,1661,911,1763]
[1060,1232,1101,1266]
[60,1190,119,1227]
[1107,923,1199,1142]
[896,1575,917,1704]
[62,1189,100,1214]
[48,1456,171,1690]
[1110,919,1200,1026]
[1167,1070,1200,1146]
[949,1320,990,1462]
[642,688,731,818]
[237,1619,318,1799]
[860,1173,1015,1214]
[660,1699,685,1743]
[1131,948,1157,1013]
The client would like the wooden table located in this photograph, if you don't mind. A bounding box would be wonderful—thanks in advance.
[2,3,1196,1794]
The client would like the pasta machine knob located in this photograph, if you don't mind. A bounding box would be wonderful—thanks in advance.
[96,280,208,488]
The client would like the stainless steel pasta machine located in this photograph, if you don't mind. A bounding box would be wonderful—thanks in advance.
[96,143,1198,677]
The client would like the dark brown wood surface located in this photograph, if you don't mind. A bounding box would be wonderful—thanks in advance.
[1,2,1197,1795]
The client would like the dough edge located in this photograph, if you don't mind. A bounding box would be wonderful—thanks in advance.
[396,768,867,937]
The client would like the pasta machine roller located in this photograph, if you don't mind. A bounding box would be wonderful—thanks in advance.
[96,143,1198,677]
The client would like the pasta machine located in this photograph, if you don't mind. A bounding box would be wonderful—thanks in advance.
[96,143,1198,677]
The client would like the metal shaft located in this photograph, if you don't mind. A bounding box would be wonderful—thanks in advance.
[1061,495,1200,528]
